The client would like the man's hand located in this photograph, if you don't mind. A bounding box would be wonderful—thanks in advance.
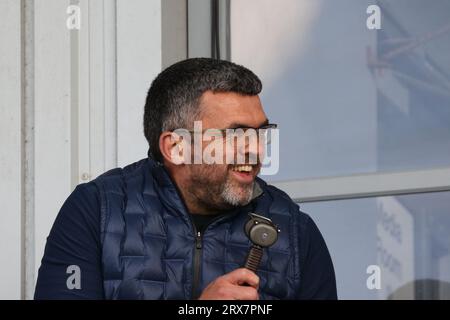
[198,268,259,300]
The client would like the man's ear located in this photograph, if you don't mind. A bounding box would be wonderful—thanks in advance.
[159,131,188,165]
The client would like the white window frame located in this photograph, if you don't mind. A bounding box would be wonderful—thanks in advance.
[271,167,450,203]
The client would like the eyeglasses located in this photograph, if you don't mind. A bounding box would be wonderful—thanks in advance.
[176,123,278,145]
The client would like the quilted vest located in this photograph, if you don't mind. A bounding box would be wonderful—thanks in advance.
[93,158,306,299]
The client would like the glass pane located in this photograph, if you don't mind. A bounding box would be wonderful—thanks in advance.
[231,0,450,181]
[301,191,450,300]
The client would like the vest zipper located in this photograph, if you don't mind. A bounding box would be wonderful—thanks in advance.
[191,230,202,299]
[189,211,243,299]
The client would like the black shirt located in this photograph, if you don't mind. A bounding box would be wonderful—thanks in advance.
[190,213,228,233]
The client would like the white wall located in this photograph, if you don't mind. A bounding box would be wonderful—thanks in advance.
[0,0,165,299]
[0,0,22,300]
[116,0,162,166]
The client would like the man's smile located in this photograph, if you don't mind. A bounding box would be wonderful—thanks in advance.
[230,164,259,184]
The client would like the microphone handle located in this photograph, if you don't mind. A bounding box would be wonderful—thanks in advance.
[244,245,263,273]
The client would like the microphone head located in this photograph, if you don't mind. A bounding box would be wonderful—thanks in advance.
[244,213,280,247]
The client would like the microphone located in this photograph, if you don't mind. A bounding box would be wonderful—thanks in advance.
[243,213,280,273]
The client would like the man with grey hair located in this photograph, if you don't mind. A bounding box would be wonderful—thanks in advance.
[35,58,337,300]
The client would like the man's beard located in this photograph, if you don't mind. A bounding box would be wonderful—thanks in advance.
[188,164,255,212]
[220,176,254,207]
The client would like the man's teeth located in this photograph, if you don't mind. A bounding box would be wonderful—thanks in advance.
[233,165,252,172]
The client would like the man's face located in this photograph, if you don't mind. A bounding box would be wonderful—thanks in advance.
[184,91,268,212]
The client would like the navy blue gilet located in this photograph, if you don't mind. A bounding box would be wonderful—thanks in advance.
[93,158,307,299]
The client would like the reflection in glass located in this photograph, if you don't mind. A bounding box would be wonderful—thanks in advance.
[301,191,450,299]
[231,0,450,181]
